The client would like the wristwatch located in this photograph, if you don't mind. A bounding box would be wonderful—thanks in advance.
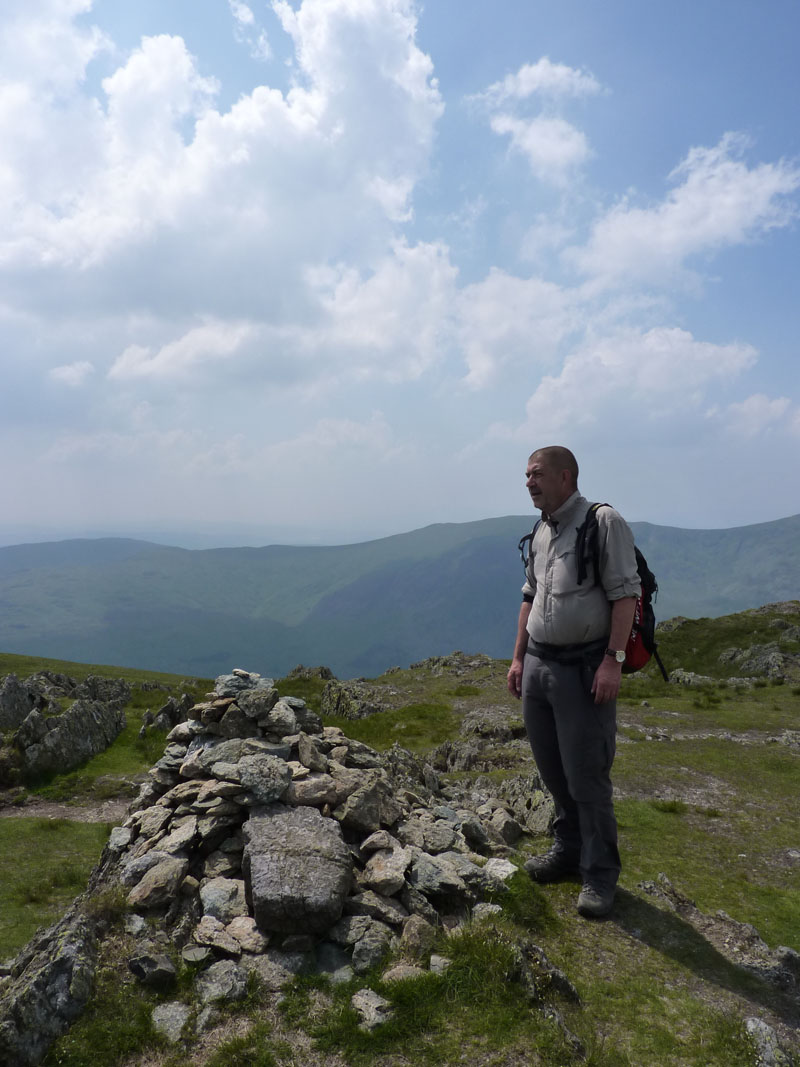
[605,648,626,664]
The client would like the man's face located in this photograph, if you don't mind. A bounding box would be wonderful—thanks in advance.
[525,453,572,515]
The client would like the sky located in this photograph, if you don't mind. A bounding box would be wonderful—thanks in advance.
[2,0,799,548]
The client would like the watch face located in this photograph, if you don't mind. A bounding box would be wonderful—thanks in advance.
[615,650,626,663]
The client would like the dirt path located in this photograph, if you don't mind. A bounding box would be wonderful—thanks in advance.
[0,796,130,823]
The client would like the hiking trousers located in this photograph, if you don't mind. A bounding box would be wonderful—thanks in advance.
[521,647,621,890]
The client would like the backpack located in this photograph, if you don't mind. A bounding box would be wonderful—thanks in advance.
[518,503,669,681]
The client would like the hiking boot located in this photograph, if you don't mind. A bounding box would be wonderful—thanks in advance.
[577,883,615,918]
[523,849,579,883]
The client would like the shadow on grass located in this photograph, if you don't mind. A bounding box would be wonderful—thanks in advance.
[611,889,800,1028]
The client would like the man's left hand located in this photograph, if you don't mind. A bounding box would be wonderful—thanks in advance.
[591,657,623,704]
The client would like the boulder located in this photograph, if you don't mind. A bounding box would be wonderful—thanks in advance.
[243,805,352,934]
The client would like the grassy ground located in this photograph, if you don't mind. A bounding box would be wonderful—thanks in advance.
[4,609,800,1066]
[0,818,111,959]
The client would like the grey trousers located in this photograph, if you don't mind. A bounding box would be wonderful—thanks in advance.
[521,648,621,890]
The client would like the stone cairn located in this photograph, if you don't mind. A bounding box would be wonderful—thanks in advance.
[0,667,537,1062]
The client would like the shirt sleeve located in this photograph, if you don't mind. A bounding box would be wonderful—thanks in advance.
[597,509,641,600]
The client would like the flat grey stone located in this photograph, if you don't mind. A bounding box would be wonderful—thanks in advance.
[152,1001,191,1044]
[243,805,352,934]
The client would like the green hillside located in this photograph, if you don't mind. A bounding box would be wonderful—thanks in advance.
[1,514,799,678]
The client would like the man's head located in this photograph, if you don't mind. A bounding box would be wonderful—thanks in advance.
[525,446,579,516]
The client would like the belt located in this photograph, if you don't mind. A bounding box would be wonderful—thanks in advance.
[527,638,606,665]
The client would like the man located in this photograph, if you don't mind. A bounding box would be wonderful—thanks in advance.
[507,446,640,918]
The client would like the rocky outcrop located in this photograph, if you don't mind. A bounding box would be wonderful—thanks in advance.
[0,673,131,785]
[0,675,34,733]
[18,700,127,778]
[320,679,388,720]
[0,906,97,1067]
[0,664,544,1065]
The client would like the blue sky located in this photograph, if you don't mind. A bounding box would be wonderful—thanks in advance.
[2,0,799,547]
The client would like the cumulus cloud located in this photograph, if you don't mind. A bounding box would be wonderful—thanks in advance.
[521,326,758,438]
[568,133,800,287]
[108,321,258,383]
[490,114,591,184]
[457,269,575,389]
[712,393,792,438]
[49,360,94,386]
[476,56,600,185]
[477,56,603,105]
[229,0,271,60]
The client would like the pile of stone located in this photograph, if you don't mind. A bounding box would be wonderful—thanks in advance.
[0,673,130,785]
[103,669,528,1031]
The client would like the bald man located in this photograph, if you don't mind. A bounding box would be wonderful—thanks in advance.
[507,446,640,918]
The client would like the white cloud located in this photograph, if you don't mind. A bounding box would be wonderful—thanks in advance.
[713,393,792,438]
[491,113,590,184]
[521,326,757,438]
[49,360,94,386]
[305,239,458,382]
[108,321,257,383]
[476,57,603,105]
[568,134,800,287]
[457,269,575,389]
[229,0,271,60]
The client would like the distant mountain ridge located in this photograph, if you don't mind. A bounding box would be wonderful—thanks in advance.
[1,513,799,678]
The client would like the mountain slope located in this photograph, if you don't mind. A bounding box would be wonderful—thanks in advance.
[1,514,799,677]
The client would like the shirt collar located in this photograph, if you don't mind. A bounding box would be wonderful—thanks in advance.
[544,490,584,529]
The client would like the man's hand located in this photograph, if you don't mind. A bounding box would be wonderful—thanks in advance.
[507,658,524,699]
[591,656,623,704]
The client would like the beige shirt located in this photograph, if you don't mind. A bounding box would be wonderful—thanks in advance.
[522,491,641,646]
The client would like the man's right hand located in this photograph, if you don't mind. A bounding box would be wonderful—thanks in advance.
[507,658,524,699]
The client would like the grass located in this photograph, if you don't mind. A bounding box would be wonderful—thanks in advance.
[3,636,799,1066]
[41,955,167,1067]
[323,701,460,754]
[0,817,111,958]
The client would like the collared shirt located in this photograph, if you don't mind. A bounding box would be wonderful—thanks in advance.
[522,491,641,646]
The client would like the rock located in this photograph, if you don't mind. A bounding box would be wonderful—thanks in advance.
[351,988,394,1030]
[287,773,339,806]
[181,944,212,966]
[321,680,386,720]
[127,857,188,910]
[745,1017,794,1066]
[383,962,427,982]
[0,908,96,1067]
[193,916,242,957]
[238,753,291,805]
[240,949,307,991]
[226,916,268,954]
[199,877,248,923]
[195,960,248,1005]
[361,847,411,896]
[243,805,352,934]
[489,809,523,844]
[483,858,518,884]
[151,1001,191,1044]
[128,951,177,987]
[18,699,126,778]
[297,731,328,772]
[345,891,408,927]
[400,914,437,959]
[429,954,452,974]
[354,926,394,977]
[0,675,34,732]
[408,852,469,901]
[472,903,503,920]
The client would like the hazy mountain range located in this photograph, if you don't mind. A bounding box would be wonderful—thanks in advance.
[1,513,799,679]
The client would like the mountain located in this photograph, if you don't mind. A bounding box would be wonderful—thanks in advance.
[1,513,799,678]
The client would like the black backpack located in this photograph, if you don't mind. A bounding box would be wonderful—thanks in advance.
[518,503,669,681]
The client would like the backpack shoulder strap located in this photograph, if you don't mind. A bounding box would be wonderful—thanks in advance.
[518,519,542,574]
[575,502,608,586]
